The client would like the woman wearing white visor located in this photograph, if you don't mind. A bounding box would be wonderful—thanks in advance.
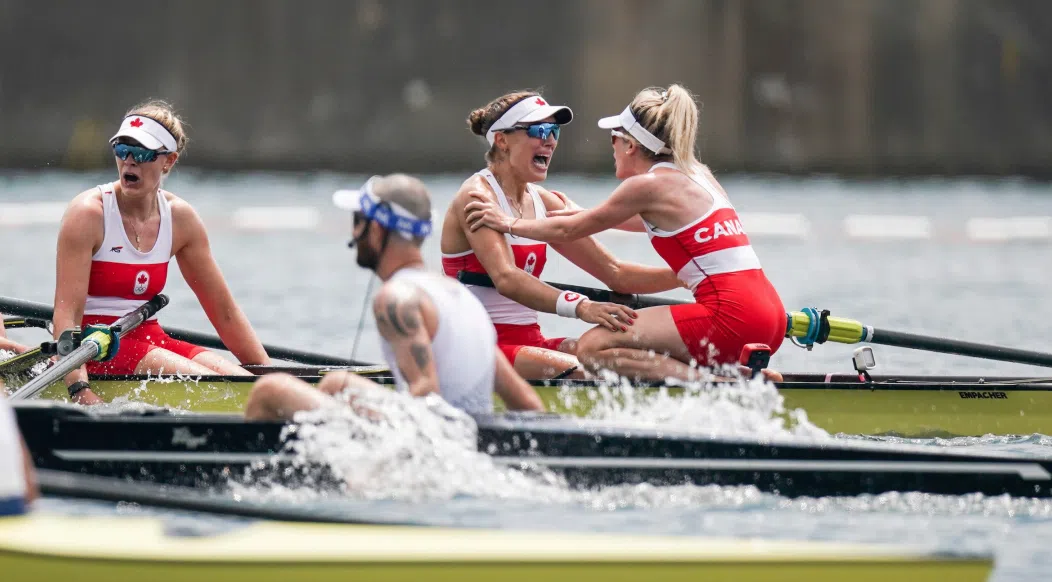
[441,91,682,380]
[465,85,786,382]
[52,100,270,405]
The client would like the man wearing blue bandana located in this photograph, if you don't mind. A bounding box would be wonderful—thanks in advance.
[245,174,544,420]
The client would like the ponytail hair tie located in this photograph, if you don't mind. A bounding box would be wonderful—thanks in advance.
[660,90,669,102]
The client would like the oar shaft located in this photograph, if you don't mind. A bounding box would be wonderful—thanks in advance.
[787,308,1052,369]
[9,295,169,400]
[456,271,684,309]
[11,342,101,400]
[0,348,48,377]
[0,296,370,367]
[2,317,50,331]
[869,328,1052,368]
[163,328,368,367]
[0,298,52,320]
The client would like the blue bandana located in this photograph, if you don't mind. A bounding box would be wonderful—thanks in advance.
[357,183,433,239]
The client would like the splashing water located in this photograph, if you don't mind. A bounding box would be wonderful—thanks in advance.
[233,363,833,507]
[561,366,829,440]
[233,385,577,504]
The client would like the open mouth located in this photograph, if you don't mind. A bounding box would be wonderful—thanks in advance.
[532,155,550,170]
[123,172,140,184]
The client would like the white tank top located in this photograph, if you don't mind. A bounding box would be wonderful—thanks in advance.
[440,169,549,325]
[0,397,27,515]
[84,184,173,319]
[379,267,496,414]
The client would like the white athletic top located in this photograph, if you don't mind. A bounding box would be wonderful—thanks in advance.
[379,267,496,414]
[0,397,27,515]
[84,183,173,319]
[441,169,550,325]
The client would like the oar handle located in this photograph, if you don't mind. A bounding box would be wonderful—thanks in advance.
[112,294,170,336]
[455,271,684,310]
[9,295,170,401]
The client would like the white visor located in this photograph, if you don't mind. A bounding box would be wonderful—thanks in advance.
[109,116,178,152]
[333,190,362,212]
[485,96,573,145]
[597,107,671,155]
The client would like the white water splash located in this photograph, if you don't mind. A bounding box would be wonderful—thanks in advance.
[562,366,829,440]
[233,385,577,504]
[232,365,832,508]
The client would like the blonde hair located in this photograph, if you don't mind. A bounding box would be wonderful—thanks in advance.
[627,85,702,174]
[466,91,539,163]
[124,99,189,155]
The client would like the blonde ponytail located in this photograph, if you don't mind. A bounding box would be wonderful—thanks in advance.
[661,85,701,174]
[628,85,703,175]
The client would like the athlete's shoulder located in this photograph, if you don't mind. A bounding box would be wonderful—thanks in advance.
[454,173,497,204]
[374,277,427,312]
[63,187,105,225]
[372,277,434,337]
[165,191,205,226]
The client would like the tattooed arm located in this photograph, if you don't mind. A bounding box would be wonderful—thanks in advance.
[372,280,440,398]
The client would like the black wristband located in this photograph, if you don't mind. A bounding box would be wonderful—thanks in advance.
[67,381,90,399]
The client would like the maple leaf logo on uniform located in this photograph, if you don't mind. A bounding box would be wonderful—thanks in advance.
[524,252,538,275]
[133,271,150,295]
[130,118,144,128]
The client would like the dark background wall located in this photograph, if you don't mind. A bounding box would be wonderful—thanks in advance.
[1,0,1049,176]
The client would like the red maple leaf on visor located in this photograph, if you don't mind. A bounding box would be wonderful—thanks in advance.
[137,273,148,285]
[535,98,546,106]
[130,118,143,128]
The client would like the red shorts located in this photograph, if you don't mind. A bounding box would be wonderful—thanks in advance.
[671,272,787,368]
[83,316,208,375]
[493,323,567,364]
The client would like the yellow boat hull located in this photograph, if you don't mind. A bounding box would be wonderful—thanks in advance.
[22,374,1052,437]
[0,512,991,582]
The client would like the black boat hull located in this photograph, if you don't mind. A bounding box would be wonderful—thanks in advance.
[13,401,1052,498]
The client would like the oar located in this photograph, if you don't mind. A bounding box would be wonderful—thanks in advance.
[0,296,373,367]
[456,271,685,309]
[9,295,169,400]
[788,307,1052,369]
[2,316,51,332]
[0,347,50,378]
[452,277,1052,369]
[163,327,373,367]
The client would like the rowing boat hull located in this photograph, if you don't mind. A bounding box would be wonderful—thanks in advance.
[0,512,991,582]
[20,372,1052,437]
[15,401,1052,499]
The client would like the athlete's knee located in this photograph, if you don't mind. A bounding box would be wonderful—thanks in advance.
[575,329,611,372]
[318,370,352,395]
[556,338,578,355]
[244,373,297,419]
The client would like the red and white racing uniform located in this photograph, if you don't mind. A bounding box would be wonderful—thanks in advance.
[644,163,786,366]
[82,183,206,374]
[442,169,567,363]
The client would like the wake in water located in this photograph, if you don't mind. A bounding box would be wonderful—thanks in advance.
[847,433,1052,458]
